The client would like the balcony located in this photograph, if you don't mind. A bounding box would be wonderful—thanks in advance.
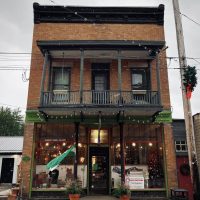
[39,90,162,117]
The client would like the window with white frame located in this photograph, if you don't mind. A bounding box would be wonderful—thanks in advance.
[175,140,188,152]
[131,68,150,90]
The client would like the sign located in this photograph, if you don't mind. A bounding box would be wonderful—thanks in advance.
[127,176,144,189]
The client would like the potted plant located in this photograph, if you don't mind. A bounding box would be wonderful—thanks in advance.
[112,183,131,200]
[65,180,83,200]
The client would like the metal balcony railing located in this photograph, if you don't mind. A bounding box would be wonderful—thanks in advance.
[41,90,160,107]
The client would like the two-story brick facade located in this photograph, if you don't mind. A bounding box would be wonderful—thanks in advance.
[21,3,177,199]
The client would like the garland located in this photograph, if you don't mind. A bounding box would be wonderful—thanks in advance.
[183,66,197,99]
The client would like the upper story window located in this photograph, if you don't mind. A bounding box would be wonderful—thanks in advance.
[175,140,188,152]
[52,67,70,90]
[131,68,149,90]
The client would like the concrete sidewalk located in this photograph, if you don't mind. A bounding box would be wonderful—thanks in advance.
[81,196,118,200]
[0,185,12,200]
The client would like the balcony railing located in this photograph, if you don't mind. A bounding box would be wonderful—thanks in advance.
[41,90,160,107]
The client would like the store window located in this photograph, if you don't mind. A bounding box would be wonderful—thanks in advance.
[111,124,164,189]
[33,124,87,189]
[175,140,188,152]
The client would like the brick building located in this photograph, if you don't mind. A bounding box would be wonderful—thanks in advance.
[172,119,193,200]
[21,3,177,199]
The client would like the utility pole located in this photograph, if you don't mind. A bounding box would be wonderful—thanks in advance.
[172,0,197,185]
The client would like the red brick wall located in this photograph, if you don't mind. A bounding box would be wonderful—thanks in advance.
[163,124,178,195]
[21,123,35,196]
[27,23,167,109]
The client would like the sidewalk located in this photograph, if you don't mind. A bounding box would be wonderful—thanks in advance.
[81,196,118,200]
[0,185,12,199]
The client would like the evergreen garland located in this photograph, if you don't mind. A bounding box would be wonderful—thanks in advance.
[183,66,197,91]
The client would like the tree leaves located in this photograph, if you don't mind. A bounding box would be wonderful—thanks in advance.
[0,106,24,136]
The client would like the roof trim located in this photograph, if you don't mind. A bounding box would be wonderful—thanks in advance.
[33,3,164,25]
[37,40,165,54]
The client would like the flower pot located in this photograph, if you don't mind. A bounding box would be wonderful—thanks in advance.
[68,194,80,200]
[120,195,130,200]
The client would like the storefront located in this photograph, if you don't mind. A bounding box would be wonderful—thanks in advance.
[32,123,165,195]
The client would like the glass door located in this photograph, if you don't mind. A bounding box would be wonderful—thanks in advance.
[89,147,109,194]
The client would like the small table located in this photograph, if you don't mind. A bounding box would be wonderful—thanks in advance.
[170,188,189,200]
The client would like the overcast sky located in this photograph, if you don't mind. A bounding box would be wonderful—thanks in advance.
[0,0,199,118]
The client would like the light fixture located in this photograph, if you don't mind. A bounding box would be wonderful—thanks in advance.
[78,143,82,147]
[45,142,49,147]
[62,142,66,146]
[80,157,85,163]
[132,142,136,147]
[149,142,153,147]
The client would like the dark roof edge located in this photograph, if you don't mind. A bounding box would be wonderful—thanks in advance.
[33,2,164,25]
[37,40,165,54]
[193,113,200,117]
[173,119,185,121]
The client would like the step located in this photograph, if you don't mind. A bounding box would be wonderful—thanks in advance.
[0,196,8,200]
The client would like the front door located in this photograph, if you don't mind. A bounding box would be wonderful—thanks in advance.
[0,158,14,183]
[89,147,109,195]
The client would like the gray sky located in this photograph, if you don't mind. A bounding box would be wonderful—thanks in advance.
[0,0,199,118]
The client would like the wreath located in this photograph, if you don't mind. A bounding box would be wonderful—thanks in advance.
[180,164,190,176]
[183,66,197,99]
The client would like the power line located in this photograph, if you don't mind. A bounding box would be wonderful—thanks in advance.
[167,56,200,60]
[180,12,200,27]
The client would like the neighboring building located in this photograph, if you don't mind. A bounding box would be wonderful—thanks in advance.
[172,119,193,200]
[21,3,177,199]
[193,113,200,199]
[193,113,200,177]
[0,136,23,185]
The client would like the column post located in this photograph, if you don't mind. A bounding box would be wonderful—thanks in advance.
[39,51,49,105]
[80,50,84,103]
[119,122,125,184]
[74,122,79,180]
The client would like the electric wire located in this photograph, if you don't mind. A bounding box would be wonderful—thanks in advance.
[180,12,200,27]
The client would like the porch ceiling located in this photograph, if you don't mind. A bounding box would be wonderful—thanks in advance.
[37,40,165,59]
[39,105,162,118]
[49,50,151,59]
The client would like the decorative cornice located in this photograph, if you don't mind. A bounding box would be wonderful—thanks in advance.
[33,3,164,25]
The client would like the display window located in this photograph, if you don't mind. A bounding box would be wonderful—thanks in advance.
[32,123,87,189]
[111,124,165,189]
